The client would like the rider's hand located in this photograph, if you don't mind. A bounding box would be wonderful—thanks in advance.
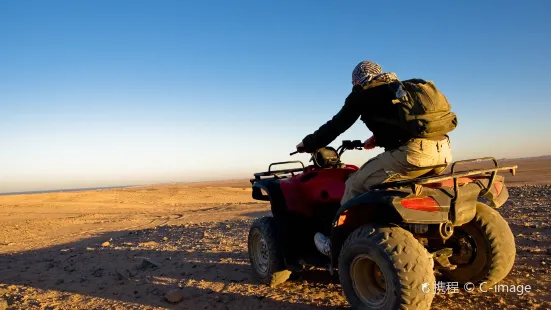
[296,141,307,153]
[364,136,376,150]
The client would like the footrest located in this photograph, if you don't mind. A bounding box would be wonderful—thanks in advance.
[432,248,457,270]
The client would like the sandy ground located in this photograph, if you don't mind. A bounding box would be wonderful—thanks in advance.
[0,157,550,309]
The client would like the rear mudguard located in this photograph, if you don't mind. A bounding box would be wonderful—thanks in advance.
[474,174,510,208]
[329,187,452,270]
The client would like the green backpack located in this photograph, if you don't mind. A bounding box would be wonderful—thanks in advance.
[366,78,458,138]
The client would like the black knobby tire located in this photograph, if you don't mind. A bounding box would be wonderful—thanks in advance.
[440,202,516,289]
[339,224,435,310]
[247,216,291,287]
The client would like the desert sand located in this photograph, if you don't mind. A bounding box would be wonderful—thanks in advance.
[0,156,550,309]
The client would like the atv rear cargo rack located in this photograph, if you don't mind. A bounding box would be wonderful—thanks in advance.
[369,157,517,197]
[250,160,305,183]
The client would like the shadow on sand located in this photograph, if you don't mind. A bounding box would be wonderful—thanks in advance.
[0,220,344,310]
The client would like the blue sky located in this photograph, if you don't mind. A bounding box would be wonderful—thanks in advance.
[1,0,550,192]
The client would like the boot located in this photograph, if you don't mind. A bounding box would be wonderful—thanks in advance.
[314,232,331,256]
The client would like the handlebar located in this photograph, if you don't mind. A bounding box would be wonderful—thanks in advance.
[342,140,364,149]
[290,140,364,156]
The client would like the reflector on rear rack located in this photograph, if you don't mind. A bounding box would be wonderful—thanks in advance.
[494,181,504,196]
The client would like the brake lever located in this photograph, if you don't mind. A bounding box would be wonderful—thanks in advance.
[290,151,299,156]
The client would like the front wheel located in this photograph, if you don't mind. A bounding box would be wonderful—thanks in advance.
[339,224,435,310]
[440,202,516,289]
[247,216,291,287]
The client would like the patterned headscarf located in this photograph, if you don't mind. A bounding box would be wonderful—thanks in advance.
[352,60,399,86]
[352,61,382,86]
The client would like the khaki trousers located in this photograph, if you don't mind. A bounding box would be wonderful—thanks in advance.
[341,137,452,205]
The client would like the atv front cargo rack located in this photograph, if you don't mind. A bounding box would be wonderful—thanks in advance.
[250,160,305,183]
[369,157,518,198]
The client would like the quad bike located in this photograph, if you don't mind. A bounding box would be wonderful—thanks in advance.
[247,140,517,310]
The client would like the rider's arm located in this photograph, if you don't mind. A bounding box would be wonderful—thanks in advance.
[301,90,362,152]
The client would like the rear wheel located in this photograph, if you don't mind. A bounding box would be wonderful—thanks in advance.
[339,224,435,310]
[440,202,516,289]
[248,216,291,287]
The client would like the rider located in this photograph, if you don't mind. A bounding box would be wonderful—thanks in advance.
[296,60,453,255]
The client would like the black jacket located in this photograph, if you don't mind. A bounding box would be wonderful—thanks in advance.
[302,83,416,152]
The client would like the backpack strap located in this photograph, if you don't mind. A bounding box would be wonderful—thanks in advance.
[361,80,388,90]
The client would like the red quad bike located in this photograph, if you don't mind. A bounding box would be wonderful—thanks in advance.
[247,140,518,310]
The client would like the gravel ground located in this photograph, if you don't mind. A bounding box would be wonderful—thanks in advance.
[0,185,549,309]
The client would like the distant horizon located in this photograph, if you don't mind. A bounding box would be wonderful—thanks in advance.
[2,153,549,195]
